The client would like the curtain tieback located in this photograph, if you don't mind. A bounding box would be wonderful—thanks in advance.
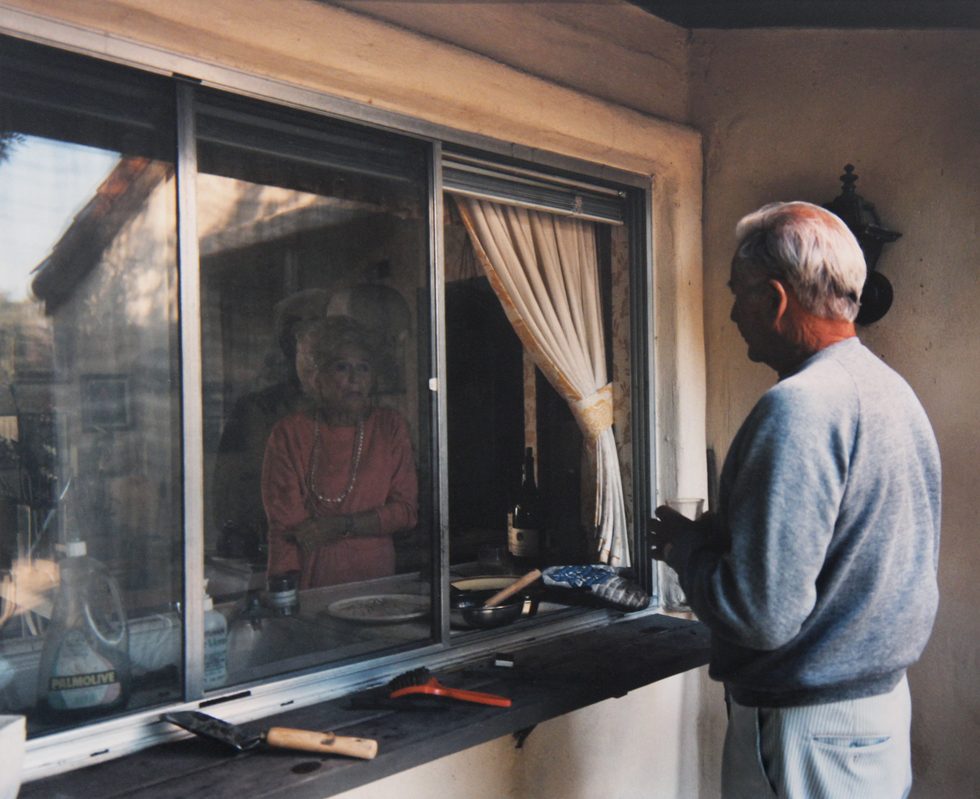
[572,383,614,440]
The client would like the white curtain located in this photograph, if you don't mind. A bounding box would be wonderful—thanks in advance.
[455,197,630,566]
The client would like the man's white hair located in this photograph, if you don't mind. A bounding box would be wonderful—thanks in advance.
[734,201,866,322]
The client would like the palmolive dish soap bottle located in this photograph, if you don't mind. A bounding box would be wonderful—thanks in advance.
[37,540,131,718]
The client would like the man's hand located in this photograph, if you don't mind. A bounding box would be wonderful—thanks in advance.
[649,505,700,562]
[650,506,725,563]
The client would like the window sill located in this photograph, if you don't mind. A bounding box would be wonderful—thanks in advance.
[20,613,709,799]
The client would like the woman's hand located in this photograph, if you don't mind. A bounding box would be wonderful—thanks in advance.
[287,511,381,555]
[288,516,342,555]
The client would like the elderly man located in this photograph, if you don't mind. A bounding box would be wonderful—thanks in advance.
[651,202,940,798]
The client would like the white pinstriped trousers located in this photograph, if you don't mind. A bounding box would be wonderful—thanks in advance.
[721,676,912,799]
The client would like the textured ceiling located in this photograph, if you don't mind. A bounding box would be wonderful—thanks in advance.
[628,1,980,30]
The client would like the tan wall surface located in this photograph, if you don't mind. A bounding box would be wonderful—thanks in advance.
[330,0,691,122]
[0,0,693,175]
[332,671,714,799]
[691,28,980,798]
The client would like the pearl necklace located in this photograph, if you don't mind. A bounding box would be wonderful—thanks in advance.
[306,412,365,511]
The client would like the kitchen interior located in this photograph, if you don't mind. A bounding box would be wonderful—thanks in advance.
[0,1,977,798]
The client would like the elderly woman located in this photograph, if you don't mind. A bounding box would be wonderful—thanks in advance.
[212,288,329,562]
[262,316,418,588]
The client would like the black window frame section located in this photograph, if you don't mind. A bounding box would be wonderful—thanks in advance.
[2,33,656,779]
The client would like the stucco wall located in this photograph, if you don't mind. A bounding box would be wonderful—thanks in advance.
[330,0,691,123]
[691,29,980,798]
[333,671,714,799]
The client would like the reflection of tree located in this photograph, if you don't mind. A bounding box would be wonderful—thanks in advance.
[0,413,56,506]
[0,406,57,574]
[0,295,57,517]
[0,298,54,379]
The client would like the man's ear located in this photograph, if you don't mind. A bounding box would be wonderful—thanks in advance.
[767,278,790,326]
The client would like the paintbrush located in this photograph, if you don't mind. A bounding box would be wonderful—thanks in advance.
[388,667,511,707]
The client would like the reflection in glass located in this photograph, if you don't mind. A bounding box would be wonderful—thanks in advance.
[0,39,182,735]
[263,316,419,589]
[197,92,432,685]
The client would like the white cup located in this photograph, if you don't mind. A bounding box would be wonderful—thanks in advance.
[658,497,705,612]
[666,497,705,520]
[0,714,26,799]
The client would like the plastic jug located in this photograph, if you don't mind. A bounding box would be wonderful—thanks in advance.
[37,541,130,718]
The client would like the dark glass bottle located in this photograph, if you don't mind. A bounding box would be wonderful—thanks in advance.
[507,447,543,570]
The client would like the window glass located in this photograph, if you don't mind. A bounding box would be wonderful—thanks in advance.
[196,90,433,685]
[0,35,645,755]
[0,38,182,734]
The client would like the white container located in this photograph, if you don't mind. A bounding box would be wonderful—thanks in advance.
[203,589,228,690]
[37,541,131,716]
[0,714,25,799]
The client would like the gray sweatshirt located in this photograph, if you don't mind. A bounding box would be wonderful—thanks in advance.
[672,338,941,707]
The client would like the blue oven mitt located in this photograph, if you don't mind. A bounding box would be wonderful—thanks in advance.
[541,565,649,611]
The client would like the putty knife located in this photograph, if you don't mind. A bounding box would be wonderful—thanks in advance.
[163,710,378,759]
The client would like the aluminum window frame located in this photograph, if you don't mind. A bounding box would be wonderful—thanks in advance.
[0,19,658,783]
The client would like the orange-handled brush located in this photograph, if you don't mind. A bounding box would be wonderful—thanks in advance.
[389,668,511,707]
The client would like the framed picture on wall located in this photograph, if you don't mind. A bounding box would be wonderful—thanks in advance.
[81,375,130,431]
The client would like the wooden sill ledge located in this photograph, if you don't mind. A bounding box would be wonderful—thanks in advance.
[22,613,710,799]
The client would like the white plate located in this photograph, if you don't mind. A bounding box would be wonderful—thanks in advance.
[325,594,429,624]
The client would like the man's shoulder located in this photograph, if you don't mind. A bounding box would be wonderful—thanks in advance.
[761,338,928,433]
[765,358,853,406]
[775,340,884,398]
[811,338,921,407]
[752,344,865,429]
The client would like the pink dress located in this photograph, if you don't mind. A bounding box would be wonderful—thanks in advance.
[262,406,418,588]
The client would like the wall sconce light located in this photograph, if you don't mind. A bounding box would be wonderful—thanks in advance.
[823,164,901,325]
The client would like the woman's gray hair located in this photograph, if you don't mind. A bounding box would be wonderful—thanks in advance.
[309,315,380,370]
[734,201,866,322]
[274,288,331,360]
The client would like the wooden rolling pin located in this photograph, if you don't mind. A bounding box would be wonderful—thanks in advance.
[482,569,542,607]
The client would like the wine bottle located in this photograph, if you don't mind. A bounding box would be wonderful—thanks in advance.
[507,447,543,569]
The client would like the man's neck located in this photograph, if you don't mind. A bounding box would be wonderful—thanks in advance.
[799,315,857,353]
[775,294,856,377]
